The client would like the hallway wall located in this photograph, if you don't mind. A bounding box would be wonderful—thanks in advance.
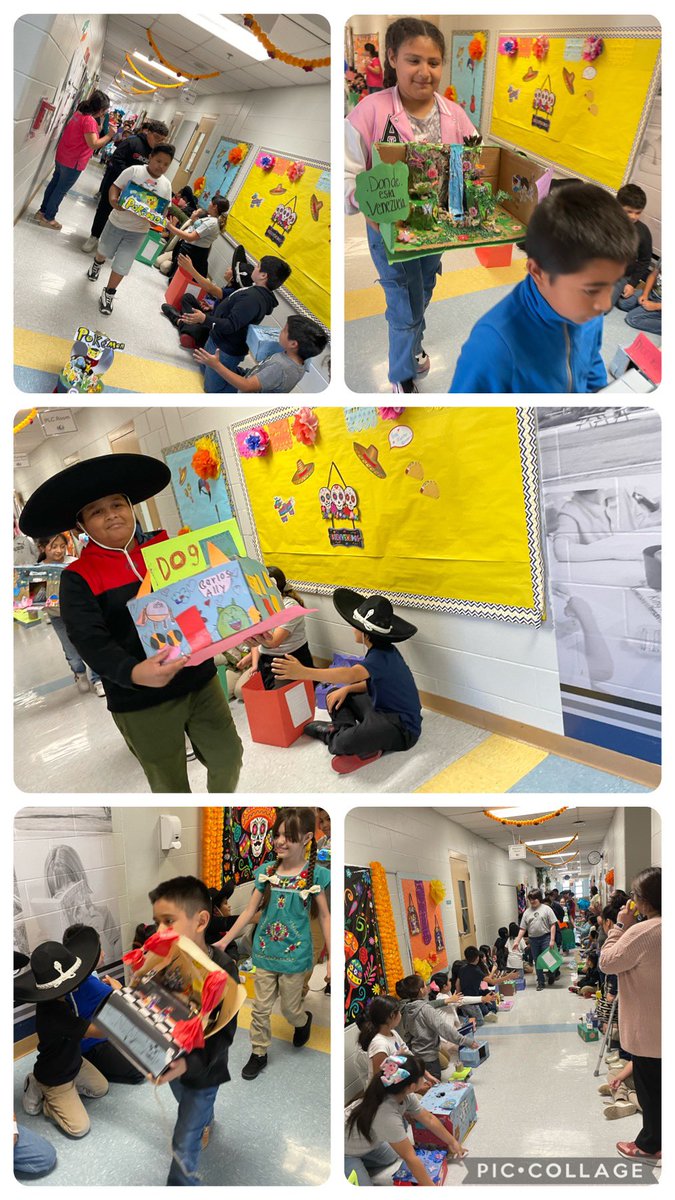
[601,806,654,897]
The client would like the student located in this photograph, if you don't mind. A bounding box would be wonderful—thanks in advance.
[345,1054,468,1184]
[35,90,114,229]
[272,588,422,774]
[180,256,292,393]
[82,117,170,251]
[450,183,638,393]
[36,533,103,696]
[363,43,384,93]
[622,264,662,335]
[16,928,109,1137]
[162,196,230,279]
[13,1121,57,1179]
[162,246,254,343]
[87,143,175,315]
[506,922,525,980]
[61,924,143,1083]
[148,875,241,1186]
[256,567,314,690]
[569,949,602,997]
[18,453,244,793]
[345,17,477,393]
[213,808,330,1081]
[458,948,498,1021]
[494,927,509,973]
[395,974,478,1078]
[193,314,328,393]
[613,184,653,309]
[356,996,410,1084]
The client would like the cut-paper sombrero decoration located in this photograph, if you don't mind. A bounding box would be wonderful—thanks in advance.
[405,460,424,480]
[291,459,315,485]
[353,442,386,478]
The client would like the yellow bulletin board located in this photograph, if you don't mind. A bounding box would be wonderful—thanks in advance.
[226,149,330,330]
[489,29,661,190]
[229,407,545,625]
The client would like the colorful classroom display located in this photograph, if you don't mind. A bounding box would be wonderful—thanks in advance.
[401,878,449,976]
[57,327,125,394]
[344,866,387,1026]
[199,137,252,208]
[490,30,661,189]
[450,32,488,127]
[222,807,277,886]
[163,431,234,530]
[226,150,330,328]
[231,406,545,624]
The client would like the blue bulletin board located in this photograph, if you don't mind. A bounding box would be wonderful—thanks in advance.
[450,32,487,129]
[162,430,234,530]
[200,137,252,207]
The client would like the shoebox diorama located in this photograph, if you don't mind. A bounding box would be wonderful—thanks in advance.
[498,998,514,1010]
[577,1021,600,1042]
[246,324,281,363]
[412,1081,477,1148]
[93,930,245,1079]
[393,1148,449,1186]
[536,945,565,974]
[498,981,515,996]
[515,976,526,990]
[13,563,63,611]
[118,181,169,230]
[355,142,545,264]
[55,327,125,394]
[459,1042,490,1068]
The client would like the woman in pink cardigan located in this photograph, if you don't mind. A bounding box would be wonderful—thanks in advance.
[345,17,476,394]
[600,867,661,1164]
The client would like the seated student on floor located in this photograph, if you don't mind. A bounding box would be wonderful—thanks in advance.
[450,183,638,393]
[272,588,421,775]
[395,974,478,1079]
[355,996,429,1086]
[161,245,254,343]
[255,567,314,688]
[569,949,602,997]
[193,314,328,394]
[62,925,143,1084]
[458,947,500,1021]
[612,184,653,310]
[162,195,229,280]
[344,1054,468,1185]
[621,263,662,336]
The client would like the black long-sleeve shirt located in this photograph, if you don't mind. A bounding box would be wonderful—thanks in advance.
[626,219,653,287]
[105,133,154,183]
[204,285,278,356]
[181,947,240,1089]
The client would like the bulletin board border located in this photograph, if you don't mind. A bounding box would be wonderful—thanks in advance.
[486,26,661,189]
[450,30,488,129]
[229,408,545,626]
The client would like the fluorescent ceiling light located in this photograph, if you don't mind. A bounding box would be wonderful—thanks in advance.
[120,70,157,91]
[132,50,184,80]
[188,14,268,61]
[521,835,576,847]
[486,807,566,820]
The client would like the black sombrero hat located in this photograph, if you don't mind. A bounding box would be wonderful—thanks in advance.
[333,588,417,643]
[14,950,29,974]
[18,453,171,539]
[14,927,101,1004]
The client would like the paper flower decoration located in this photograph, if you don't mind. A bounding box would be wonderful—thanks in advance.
[413,956,433,982]
[429,880,446,906]
[444,85,457,102]
[173,1017,206,1052]
[532,36,549,61]
[122,948,145,971]
[468,33,486,62]
[200,969,229,1014]
[228,143,247,165]
[257,152,276,171]
[193,176,206,196]
[144,928,180,956]
[397,228,415,243]
[499,37,519,57]
[582,36,604,62]
[377,407,404,420]
[191,434,222,481]
[237,427,270,458]
[287,160,306,183]
[292,407,319,446]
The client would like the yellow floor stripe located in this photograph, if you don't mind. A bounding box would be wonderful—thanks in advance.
[14,327,201,394]
[346,258,527,322]
[416,733,548,794]
[239,998,330,1052]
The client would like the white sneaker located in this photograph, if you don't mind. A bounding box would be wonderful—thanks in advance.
[99,288,114,316]
[82,235,98,253]
[23,1073,43,1115]
[415,351,431,375]
[93,680,105,697]
[74,673,91,693]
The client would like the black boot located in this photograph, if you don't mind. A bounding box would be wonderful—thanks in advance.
[161,302,181,325]
[303,721,334,744]
[242,1052,268,1080]
[293,1011,313,1047]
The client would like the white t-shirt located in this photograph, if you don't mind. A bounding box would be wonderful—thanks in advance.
[110,165,172,232]
[190,215,221,247]
[259,596,308,656]
[367,1029,410,1078]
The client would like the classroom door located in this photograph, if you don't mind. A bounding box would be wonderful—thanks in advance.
[450,857,476,956]
[108,422,161,531]
[172,115,217,192]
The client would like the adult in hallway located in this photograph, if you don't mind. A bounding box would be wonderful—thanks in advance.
[82,118,169,252]
[35,91,115,230]
[600,867,661,1164]
[511,889,558,992]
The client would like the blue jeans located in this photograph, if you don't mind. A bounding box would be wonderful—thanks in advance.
[622,293,662,335]
[202,334,243,394]
[345,1143,399,1184]
[529,934,553,987]
[14,1124,57,1178]
[168,1081,219,1186]
[48,615,100,683]
[460,1003,484,1027]
[366,224,441,383]
[39,162,82,221]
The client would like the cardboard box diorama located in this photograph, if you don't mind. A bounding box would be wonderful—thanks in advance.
[393,1147,449,1186]
[13,563,64,610]
[127,520,316,667]
[94,931,246,1078]
[118,181,169,230]
[413,1080,478,1148]
[56,327,125,395]
[356,142,546,262]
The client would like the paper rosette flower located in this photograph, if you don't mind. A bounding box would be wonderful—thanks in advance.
[228,145,244,165]
[468,33,486,62]
[172,1016,206,1052]
[429,880,446,906]
[582,35,604,62]
[413,956,433,982]
[237,427,270,458]
[292,407,319,446]
[287,160,306,183]
[191,434,221,481]
[257,152,276,171]
[200,969,229,1014]
[377,407,404,420]
[122,948,145,971]
[143,928,180,956]
[532,36,549,61]
[500,37,519,57]
[193,176,206,197]
[444,85,457,102]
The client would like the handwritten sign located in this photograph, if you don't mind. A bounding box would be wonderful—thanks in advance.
[142,518,245,589]
[354,161,410,223]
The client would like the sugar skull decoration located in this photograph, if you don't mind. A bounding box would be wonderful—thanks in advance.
[241,807,277,863]
[318,477,359,525]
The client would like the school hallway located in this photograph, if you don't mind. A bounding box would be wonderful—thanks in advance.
[14,617,651,795]
[14,964,330,1186]
[344,213,662,394]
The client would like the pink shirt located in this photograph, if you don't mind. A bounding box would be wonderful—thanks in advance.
[56,111,99,171]
[364,57,383,89]
[600,918,661,1058]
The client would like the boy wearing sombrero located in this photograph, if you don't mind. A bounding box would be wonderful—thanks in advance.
[19,453,243,793]
[15,928,109,1137]
[272,588,421,773]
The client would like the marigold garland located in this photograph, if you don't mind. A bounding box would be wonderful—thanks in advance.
[523,833,578,860]
[202,808,224,887]
[483,807,568,827]
[243,15,330,71]
[370,861,404,991]
[146,28,221,80]
[14,408,38,435]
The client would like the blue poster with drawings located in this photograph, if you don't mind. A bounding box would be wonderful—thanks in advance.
[200,138,252,207]
[450,32,487,128]
[162,431,234,530]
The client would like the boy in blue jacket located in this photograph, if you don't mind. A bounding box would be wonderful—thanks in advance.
[450,183,637,393]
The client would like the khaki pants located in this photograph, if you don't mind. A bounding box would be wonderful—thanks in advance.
[39,1059,108,1137]
[302,913,327,997]
[250,968,306,1054]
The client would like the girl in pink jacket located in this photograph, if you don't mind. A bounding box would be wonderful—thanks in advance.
[345,18,476,393]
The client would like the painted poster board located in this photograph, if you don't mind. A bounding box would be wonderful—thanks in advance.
[226,149,330,329]
[400,879,449,973]
[222,807,277,886]
[162,430,234,529]
[345,866,387,1027]
[450,31,487,128]
[199,137,252,207]
[230,406,545,624]
[489,29,661,189]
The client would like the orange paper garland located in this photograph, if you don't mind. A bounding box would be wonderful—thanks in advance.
[483,807,568,827]
[201,808,224,887]
[243,15,330,71]
[370,861,404,992]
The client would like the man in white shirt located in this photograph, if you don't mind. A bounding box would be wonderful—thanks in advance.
[511,889,558,992]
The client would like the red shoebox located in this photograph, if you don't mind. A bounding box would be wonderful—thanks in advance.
[164,266,207,308]
[242,672,315,747]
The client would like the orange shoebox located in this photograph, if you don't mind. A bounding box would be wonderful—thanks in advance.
[164,266,207,308]
[242,673,315,747]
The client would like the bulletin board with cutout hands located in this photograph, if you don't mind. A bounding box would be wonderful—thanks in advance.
[229,407,545,625]
[489,28,660,190]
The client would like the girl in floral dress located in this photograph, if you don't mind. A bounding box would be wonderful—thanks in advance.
[214,808,330,1079]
